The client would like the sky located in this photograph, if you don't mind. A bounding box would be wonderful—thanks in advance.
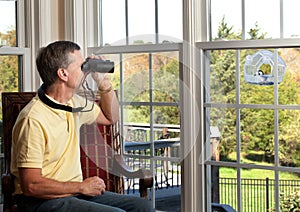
[211,0,300,39]
[1,0,300,41]
[0,1,15,33]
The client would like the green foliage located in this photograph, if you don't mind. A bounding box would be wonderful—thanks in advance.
[280,191,300,212]
[215,16,239,40]
[248,22,268,40]
[0,55,18,92]
[269,191,300,212]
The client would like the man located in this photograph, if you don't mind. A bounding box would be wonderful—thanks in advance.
[11,40,153,212]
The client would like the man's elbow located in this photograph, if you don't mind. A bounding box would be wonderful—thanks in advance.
[107,114,120,125]
[21,183,38,197]
[96,113,119,125]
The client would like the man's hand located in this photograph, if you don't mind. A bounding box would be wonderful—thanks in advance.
[86,54,113,92]
[80,176,106,196]
[92,73,112,92]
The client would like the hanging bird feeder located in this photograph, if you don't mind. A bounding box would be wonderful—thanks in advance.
[244,50,286,85]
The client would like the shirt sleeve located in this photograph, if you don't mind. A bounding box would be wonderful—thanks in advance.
[12,117,45,168]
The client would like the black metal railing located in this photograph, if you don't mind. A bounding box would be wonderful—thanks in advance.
[123,141,181,194]
[218,177,300,212]
[122,123,181,194]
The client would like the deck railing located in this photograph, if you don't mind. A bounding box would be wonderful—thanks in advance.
[122,122,181,194]
[217,177,300,212]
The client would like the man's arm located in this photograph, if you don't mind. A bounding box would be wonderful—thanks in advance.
[93,75,120,125]
[19,168,106,199]
[95,90,119,125]
[86,55,119,125]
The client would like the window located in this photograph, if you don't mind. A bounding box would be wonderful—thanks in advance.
[87,0,183,210]
[203,1,300,211]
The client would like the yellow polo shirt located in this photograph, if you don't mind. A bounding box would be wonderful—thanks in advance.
[11,94,100,194]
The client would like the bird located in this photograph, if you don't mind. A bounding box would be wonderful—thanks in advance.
[254,69,270,84]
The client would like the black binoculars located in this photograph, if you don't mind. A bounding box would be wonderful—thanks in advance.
[81,58,114,73]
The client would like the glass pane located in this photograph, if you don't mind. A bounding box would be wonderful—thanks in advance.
[209,107,237,162]
[152,52,179,103]
[241,82,275,105]
[0,55,19,119]
[275,171,300,211]
[0,0,16,46]
[210,0,242,41]
[123,105,150,138]
[158,0,182,42]
[155,158,181,210]
[283,0,300,38]
[218,167,238,210]
[128,0,155,44]
[209,49,236,104]
[241,108,274,165]
[123,53,150,102]
[154,105,180,126]
[123,105,150,157]
[278,48,300,105]
[279,109,300,168]
[245,0,280,39]
[102,0,126,45]
[241,169,274,211]
[153,106,180,137]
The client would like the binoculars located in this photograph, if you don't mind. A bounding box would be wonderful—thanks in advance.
[81,58,114,73]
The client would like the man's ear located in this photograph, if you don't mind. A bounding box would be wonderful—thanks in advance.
[57,68,68,81]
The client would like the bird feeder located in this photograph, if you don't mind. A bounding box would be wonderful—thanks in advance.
[244,50,286,85]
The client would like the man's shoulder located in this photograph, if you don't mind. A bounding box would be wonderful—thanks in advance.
[19,95,50,119]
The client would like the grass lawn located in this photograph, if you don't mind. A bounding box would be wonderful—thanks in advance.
[216,151,300,211]
[219,151,300,180]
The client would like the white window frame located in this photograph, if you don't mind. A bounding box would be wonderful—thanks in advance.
[0,47,32,91]
[0,0,33,91]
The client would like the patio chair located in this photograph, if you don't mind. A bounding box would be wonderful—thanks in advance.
[1,92,153,212]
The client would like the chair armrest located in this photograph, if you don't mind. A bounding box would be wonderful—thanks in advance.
[113,154,153,198]
[2,173,15,195]
[113,155,152,179]
[2,173,16,211]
